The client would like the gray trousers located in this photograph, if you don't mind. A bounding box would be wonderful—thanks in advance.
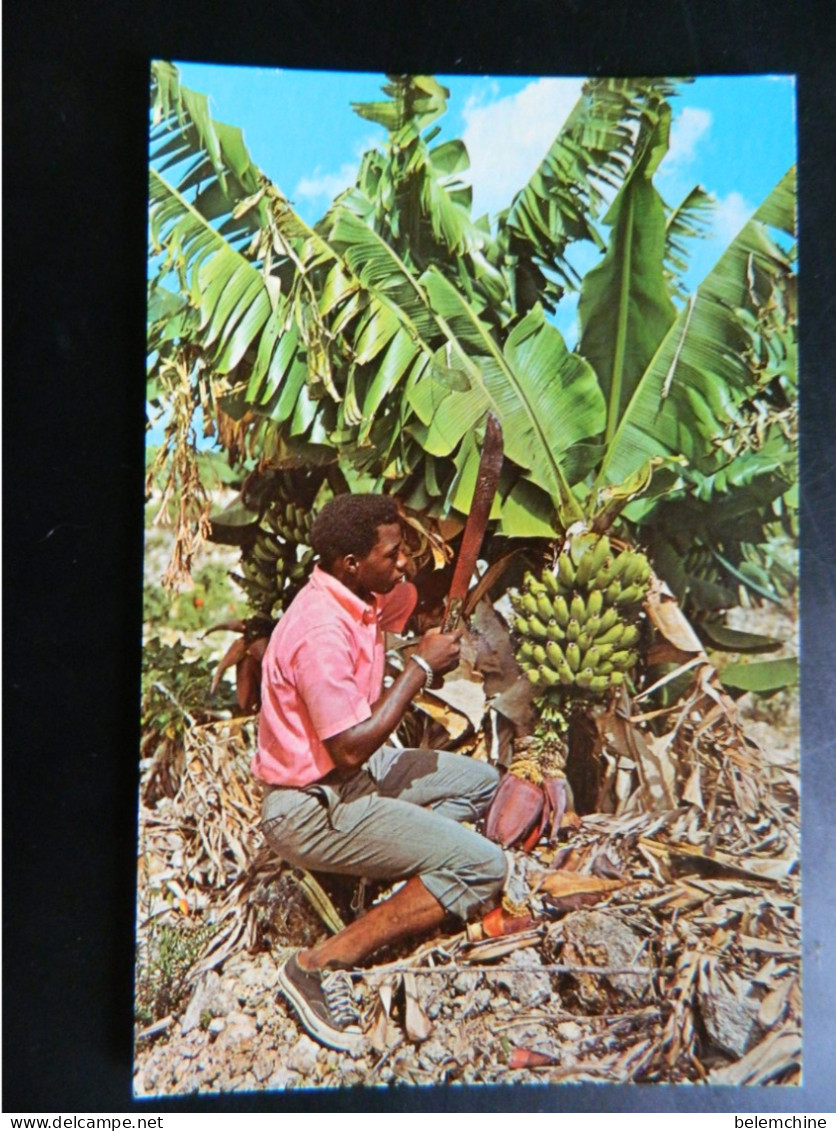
[261,746,506,921]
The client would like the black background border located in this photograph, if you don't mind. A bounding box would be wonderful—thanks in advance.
[4,0,835,1113]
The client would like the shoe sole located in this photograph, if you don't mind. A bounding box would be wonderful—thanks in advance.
[277,963,366,1054]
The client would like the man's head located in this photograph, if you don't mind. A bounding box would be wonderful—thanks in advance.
[311,494,407,598]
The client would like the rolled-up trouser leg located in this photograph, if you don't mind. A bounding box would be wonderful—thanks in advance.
[365,745,500,824]
[262,779,506,922]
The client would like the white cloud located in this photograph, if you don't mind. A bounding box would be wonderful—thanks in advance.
[294,160,359,202]
[293,132,382,204]
[714,191,755,242]
[461,78,584,220]
[659,106,712,176]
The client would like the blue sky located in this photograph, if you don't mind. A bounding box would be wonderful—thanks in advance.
[170,63,795,347]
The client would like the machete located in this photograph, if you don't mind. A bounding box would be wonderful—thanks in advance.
[441,412,504,632]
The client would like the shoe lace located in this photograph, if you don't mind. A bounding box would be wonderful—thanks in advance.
[321,970,360,1028]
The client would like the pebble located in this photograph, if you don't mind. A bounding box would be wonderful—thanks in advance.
[216,1011,259,1050]
[700,970,762,1058]
[417,1037,449,1066]
[238,962,274,989]
[266,1066,298,1090]
[452,971,481,995]
[212,990,238,1018]
[287,1034,320,1075]
[252,1052,276,1083]
[496,954,551,1008]
[465,988,493,1016]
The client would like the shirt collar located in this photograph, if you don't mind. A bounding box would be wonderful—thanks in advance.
[311,564,380,625]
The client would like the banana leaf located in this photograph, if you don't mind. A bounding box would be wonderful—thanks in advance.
[410,276,604,522]
[149,169,272,374]
[663,185,715,300]
[578,104,677,441]
[597,167,797,490]
[719,657,798,694]
[499,78,677,307]
[702,624,782,653]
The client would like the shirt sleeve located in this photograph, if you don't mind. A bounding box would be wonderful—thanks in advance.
[378,580,418,633]
[289,624,373,742]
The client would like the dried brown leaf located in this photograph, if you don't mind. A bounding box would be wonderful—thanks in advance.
[758,977,796,1028]
[413,690,473,741]
[708,1026,801,1085]
[369,977,399,1054]
[461,928,542,963]
[682,763,704,809]
[644,582,704,653]
[535,872,624,900]
[403,971,432,1043]
[737,935,800,957]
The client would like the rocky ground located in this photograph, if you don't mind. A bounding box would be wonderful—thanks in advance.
[136,522,800,1098]
[133,679,800,1095]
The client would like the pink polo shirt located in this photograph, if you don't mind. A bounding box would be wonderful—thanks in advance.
[252,565,417,787]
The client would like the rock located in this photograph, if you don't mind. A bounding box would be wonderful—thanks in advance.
[181,972,222,1035]
[287,1034,320,1075]
[252,1051,276,1083]
[338,1066,366,1087]
[556,1020,582,1042]
[207,1018,226,1035]
[215,1011,258,1050]
[466,988,493,1016]
[235,959,275,989]
[452,971,481,995]
[699,969,763,1058]
[211,990,238,1018]
[561,909,650,1002]
[496,948,551,1007]
[418,1037,450,1066]
[133,1066,152,1097]
[266,1066,299,1090]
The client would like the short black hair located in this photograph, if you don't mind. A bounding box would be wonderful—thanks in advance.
[310,494,400,569]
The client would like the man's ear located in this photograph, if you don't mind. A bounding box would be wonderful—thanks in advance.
[342,552,359,576]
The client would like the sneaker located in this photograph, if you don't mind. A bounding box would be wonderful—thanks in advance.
[277,953,366,1053]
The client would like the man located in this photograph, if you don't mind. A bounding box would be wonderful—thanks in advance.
[252,493,506,1052]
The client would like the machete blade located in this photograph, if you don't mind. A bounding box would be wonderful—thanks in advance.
[442,412,504,632]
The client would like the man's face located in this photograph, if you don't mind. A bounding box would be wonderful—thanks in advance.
[354,522,408,598]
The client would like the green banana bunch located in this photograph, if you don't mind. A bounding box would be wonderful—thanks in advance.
[236,531,315,618]
[510,535,652,704]
[264,499,313,546]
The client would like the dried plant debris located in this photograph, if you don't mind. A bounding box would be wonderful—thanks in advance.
[135,667,800,1094]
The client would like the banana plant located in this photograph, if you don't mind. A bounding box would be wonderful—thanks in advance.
[147,64,797,617]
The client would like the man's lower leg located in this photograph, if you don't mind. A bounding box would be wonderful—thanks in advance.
[298,875,447,970]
